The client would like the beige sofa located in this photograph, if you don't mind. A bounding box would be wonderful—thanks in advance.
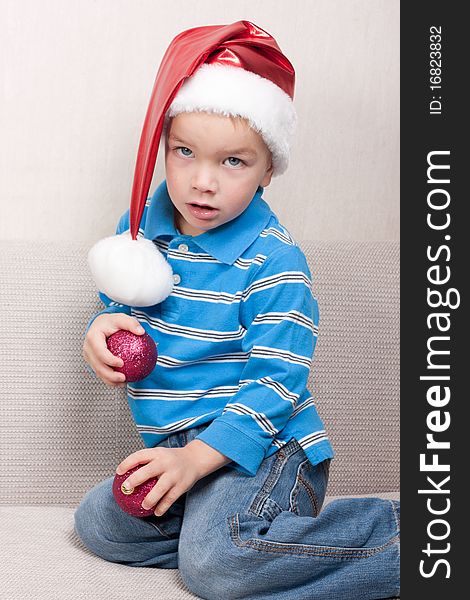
[0,239,399,599]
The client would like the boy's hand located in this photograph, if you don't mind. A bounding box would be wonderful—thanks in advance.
[116,446,204,517]
[116,440,231,517]
[83,313,145,387]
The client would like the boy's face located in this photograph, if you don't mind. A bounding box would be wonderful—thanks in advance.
[164,112,273,236]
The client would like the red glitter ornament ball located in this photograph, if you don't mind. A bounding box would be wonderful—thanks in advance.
[112,466,159,518]
[106,330,158,382]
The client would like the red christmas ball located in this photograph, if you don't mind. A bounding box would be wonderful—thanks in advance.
[107,330,158,382]
[112,466,159,518]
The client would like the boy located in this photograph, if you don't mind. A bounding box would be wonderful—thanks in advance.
[75,21,400,600]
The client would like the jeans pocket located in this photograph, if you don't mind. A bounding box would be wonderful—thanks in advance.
[248,439,329,521]
[289,457,330,517]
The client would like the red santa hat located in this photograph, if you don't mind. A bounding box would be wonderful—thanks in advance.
[88,20,297,307]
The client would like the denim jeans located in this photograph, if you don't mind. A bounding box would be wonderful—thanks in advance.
[74,424,400,600]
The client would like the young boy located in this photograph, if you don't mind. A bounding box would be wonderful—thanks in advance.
[75,21,400,600]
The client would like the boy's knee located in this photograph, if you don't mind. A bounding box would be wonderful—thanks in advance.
[74,477,117,558]
[178,522,241,600]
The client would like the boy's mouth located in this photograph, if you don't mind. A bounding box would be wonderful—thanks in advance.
[190,202,213,208]
[187,202,219,220]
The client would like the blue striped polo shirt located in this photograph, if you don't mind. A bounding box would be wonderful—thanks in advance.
[89,179,334,476]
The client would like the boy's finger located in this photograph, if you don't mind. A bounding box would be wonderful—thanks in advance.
[97,346,124,368]
[97,363,126,383]
[113,314,145,335]
[143,477,173,512]
[121,464,160,494]
[85,330,120,366]
[154,490,180,517]
[116,449,156,476]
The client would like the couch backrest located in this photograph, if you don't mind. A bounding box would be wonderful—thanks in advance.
[0,240,399,505]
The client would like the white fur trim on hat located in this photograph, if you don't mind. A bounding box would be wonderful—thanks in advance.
[164,63,297,176]
[88,233,174,307]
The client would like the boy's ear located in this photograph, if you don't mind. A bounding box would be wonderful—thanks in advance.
[261,162,274,187]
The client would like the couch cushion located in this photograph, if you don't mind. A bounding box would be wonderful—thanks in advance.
[0,496,399,600]
[1,505,198,600]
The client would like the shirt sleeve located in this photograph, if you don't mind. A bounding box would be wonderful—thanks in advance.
[195,244,319,476]
[85,210,133,333]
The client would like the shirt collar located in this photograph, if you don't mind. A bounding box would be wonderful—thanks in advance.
[144,180,273,265]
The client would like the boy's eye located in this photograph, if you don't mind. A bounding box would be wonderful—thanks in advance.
[176,147,193,157]
[225,157,243,168]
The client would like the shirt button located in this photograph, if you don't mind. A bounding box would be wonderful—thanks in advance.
[173,274,181,285]
[178,243,189,253]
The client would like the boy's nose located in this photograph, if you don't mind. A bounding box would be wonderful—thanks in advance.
[191,165,217,193]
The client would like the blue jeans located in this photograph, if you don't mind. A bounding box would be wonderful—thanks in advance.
[74,424,400,600]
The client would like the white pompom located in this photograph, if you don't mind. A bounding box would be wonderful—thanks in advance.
[88,232,174,307]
